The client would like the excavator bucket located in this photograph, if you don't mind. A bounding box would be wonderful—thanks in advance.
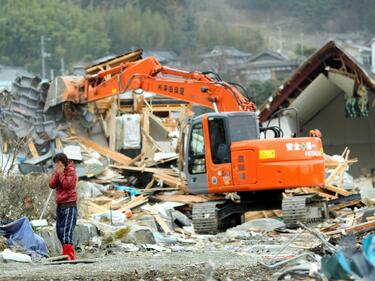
[44,49,143,112]
[44,76,83,112]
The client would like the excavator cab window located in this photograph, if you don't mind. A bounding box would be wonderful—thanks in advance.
[208,118,230,164]
[188,122,206,174]
[228,114,259,142]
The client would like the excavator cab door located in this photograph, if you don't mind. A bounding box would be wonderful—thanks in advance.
[185,120,208,194]
[186,115,233,194]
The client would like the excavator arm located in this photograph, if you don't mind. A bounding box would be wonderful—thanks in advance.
[50,56,256,113]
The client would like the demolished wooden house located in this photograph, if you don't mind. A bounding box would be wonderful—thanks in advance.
[259,40,375,177]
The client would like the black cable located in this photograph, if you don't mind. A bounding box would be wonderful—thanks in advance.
[228,82,252,100]
[265,107,299,137]
[201,71,222,81]
[260,126,283,138]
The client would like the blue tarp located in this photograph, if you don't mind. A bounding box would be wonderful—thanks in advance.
[363,235,375,268]
[0,216,48,258]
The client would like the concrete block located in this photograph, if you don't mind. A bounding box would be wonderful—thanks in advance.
[121,225,156,245]
[136,215,158,232]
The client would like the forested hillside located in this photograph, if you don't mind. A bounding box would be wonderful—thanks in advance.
[229,0,375,33]
[0,0,374,75]
[0,0,263,74]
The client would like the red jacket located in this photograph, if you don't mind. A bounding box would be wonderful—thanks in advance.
[49,161,77,204]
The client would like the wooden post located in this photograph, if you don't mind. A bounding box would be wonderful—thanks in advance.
[109,100,118,152]
[141,109,152,158]
[178,105,187,171]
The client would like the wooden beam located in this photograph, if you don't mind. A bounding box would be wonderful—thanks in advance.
[153,194,208,204]
[325,163,347,186]
[141,128,165,152]
[117,195,148,212]
[75,136,132,165]
[141,109,153,158]
[322,184,351,197]
[149,205,172,234]
[346,220,375,234]
[55,138,63,150]
[85,49,142,75]
[153,173,183,188]
[27,137,39,158]
[109,102,118,151]
[329,199,362,211]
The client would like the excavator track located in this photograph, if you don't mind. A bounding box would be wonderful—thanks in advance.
[282,196,308,228]
[282,194,328,228]
[192,202,220,234]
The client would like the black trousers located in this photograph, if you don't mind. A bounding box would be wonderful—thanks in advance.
[56,205,77,245]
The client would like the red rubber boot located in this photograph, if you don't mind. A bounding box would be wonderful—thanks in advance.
[62,244,76,260]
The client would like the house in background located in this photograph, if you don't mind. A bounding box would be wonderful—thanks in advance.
[143,50,180,67]
[0,64,32,91]
[199,47,297,84]
[200,46,253,73]
[341,41,372,67]
[259,40,375,177]
[232,50,298,82]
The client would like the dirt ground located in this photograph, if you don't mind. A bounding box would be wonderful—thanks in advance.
[0,250,276,281]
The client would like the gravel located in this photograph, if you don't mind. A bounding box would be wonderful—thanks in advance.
[0,250,276,281]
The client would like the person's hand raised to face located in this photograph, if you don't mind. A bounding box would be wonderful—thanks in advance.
[54,161,65,174]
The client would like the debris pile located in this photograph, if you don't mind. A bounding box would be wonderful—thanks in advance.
[1,51,375,281]
[0,76,57,149]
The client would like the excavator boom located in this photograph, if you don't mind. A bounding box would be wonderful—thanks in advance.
[46,56,256,113]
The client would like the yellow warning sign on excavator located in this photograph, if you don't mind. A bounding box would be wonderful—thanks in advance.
[259,149,275,159]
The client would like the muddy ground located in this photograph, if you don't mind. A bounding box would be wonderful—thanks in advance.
[0,250,276,281]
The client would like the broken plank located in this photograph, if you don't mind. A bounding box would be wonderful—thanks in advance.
[85,49,142,75]
[83,201,110,214]
[325,163,347,186]
[141,128,165,152]
[86,197,113,204]
[153,194,208,204]
[329,199,362,211]
[117,195,148,212]
[149,205,172,234]
[127,152,144,167]
[27,137,39,158]
[111,165,183,187]
[55,138,63,150]
[302,187,336,199]
[75,136,132,165]
[153,173,182,188]
[141,187,179,193]
[346,220,375,234]
[322,184,351,196]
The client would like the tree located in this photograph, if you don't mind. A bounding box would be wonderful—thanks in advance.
[0,0,110,75]
[246,80,278,107]
[197,19,264,53]
[294,44,317,58]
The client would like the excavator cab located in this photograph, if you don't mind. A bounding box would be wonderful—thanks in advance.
[186,111,325,194]
[185,112,328,233]
[186,111,259,194]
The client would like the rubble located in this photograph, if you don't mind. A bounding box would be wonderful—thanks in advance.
[0,249,32,263]
[0,54,375,281]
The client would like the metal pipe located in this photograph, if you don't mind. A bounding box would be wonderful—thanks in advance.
[212,102,219,113]
[298,222,336,254]
[259,252,319,269]
[268,230,305,264]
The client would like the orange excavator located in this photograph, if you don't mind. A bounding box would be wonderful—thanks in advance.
[46,55,328,233]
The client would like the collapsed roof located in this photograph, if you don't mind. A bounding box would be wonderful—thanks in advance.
[259,40,375,124]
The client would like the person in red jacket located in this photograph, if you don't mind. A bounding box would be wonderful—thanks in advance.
[49,153,77,260]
